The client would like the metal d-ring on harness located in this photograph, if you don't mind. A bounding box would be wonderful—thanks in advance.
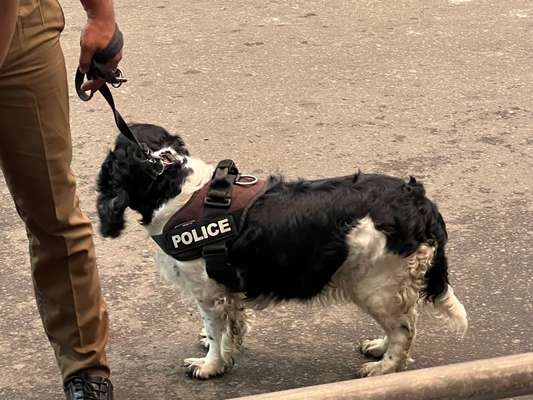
[74,25,172,178]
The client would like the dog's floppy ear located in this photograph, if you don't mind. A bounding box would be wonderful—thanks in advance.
[97,189,130,238]
[96,149,131,238]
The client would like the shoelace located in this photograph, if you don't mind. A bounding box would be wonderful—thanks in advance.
[69,377,109,400]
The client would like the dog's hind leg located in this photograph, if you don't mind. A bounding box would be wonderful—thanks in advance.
[358,306,417,377]
[356,245,434,377]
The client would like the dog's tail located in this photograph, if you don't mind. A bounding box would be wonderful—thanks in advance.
[420,209,468,337]
[422,283,468,336]
[421,245,468,336]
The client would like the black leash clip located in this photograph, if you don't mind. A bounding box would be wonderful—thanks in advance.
[140,143,166,178]
[75,24,126,101]
[93,63,127,88]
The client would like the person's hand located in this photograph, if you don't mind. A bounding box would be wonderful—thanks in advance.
[79,16,122,92]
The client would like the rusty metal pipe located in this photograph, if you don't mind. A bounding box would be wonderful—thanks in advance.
[230,352,533,400]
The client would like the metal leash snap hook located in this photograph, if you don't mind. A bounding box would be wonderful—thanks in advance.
[110,68,127,88]
[235,175,258,186]
[146,157,165,177]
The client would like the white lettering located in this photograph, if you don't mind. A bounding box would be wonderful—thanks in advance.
[192,228,204,242]
[171,235,181,248]
[170,218,235,250]
[207,223,219,236]
[181,231,193,245]
[218,218,231,234]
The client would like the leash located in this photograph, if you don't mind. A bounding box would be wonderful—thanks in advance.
[75,25,167,178]
[78,28,260,290]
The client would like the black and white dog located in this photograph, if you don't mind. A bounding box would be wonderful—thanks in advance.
[97,123,467,379]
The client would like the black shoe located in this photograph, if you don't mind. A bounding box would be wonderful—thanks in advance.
[64,375,113,400]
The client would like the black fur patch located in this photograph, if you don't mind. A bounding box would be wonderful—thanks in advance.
[229,173,449,301]
[96,123,450,303]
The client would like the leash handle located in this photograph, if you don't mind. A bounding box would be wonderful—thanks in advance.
[75,24,126,101]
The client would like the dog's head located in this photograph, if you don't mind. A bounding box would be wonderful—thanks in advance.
[96,123,191,238]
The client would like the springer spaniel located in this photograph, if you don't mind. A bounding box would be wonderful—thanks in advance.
[96,123,467,379]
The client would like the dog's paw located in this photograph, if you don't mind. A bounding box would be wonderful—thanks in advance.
[357,361,387,377]
[183,357,204,368]
[357,359,399,378]
[183,357,228,379]
[359,337,388,359]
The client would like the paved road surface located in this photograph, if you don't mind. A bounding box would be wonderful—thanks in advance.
[1,0,532,399]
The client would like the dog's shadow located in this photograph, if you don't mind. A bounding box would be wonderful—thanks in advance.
[111,302,382,399]
[167,306,379,399]
[164,347,364,400]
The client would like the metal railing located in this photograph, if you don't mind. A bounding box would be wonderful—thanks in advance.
[229,352,533,400]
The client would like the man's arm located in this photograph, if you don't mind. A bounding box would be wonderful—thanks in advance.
[0,0,18,69]
[79,0,122,91]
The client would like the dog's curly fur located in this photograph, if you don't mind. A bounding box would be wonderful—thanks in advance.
[97,124,467,379]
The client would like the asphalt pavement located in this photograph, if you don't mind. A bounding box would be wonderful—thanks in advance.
[0,0,532,399]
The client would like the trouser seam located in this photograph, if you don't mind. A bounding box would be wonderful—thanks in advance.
[32,90,85,353]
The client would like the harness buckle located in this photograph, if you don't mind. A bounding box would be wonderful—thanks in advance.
[204,196,232,207]
[212,159,239,179]
[202,241,228,258]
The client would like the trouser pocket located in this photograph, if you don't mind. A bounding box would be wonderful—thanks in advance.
[17,0,43,28]
[18,0,65,31]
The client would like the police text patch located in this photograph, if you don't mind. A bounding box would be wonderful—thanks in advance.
[164,216,237,255]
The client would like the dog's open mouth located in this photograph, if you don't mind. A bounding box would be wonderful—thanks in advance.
[152,147,182,167]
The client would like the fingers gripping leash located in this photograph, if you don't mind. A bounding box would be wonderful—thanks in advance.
[75,24,127,101]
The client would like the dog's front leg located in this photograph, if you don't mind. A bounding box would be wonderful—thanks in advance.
[184,297,234,379]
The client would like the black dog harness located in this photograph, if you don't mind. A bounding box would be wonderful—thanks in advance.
[152,160,266,291]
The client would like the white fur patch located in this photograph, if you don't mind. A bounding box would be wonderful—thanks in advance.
[147,157,214,236]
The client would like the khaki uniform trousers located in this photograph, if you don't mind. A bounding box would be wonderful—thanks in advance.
[0,0,109,381]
